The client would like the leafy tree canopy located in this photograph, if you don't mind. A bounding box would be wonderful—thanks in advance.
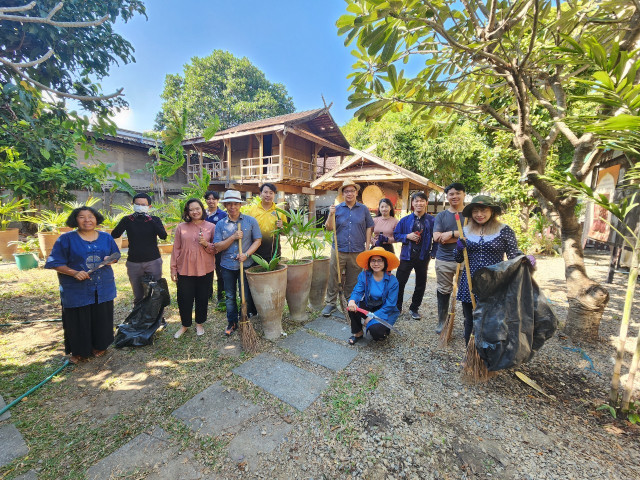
[156,50,295,137]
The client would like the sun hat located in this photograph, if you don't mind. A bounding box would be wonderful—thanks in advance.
[356,247,400,272]
[461,195,502,218]
[338,179,361,196]
[220,190,246,204]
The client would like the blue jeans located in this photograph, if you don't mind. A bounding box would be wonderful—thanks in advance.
[220,266,256,326]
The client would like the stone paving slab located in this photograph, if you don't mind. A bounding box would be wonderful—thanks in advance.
[233,354,328,411]
[279,330,358,371]
[13,471,37,480]
[227,417,294,470]
[0,395,10,421]
[172,381,261,436]
[86,426,210,480]
[305,317,371,346]
[0,423,28,468]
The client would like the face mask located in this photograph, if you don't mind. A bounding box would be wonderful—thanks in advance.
[133,205,150,214]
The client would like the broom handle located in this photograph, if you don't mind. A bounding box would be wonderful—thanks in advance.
[238,223,246,305]
[455,214,476,309]
[331,211,342,285]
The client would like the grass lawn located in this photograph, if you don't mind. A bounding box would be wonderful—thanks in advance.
[0,240,333,479]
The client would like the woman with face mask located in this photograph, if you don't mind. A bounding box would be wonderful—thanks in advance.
[112,193,168,304]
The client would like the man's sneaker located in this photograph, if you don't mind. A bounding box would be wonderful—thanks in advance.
[322,304,337,317]
[409,309,422,320]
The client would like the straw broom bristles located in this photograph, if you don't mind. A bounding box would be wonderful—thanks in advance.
[461,335,496,383]
[438,304,456,348]
[238,223,259,354]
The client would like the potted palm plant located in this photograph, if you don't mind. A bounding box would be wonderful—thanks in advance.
[30,210,69,259]
[246,236,288,340]
[307,228,332,311]
[99,211,125,249]
[9,236,40,270]
[278,208,318,322]
[0,195,30,261]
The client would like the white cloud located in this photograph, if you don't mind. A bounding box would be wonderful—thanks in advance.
[109,108,136,130]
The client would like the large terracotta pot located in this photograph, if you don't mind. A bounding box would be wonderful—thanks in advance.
[38,232,61,260]
[0,228,19,261]
[246,264,288,340]
[285,259,313,322]
[158,244,173,254]
[59,227,73,233]
[100,228,122,249]
[309,257,330,310]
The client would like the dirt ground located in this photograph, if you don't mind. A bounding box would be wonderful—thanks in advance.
[0,250,639,479]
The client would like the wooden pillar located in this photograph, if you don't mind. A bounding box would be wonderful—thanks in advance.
[308,194,316,221]
[340,154,344,165]
[401,180,410,216]
[224,139,232,183]
[312,145,320,181]
[258,134,264,183]
[323,153,327,174]
[198,148,204,181]
[276,131,287,181]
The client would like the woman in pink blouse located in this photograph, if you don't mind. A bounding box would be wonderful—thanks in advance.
[371,198,398,254]
[171,199,216,338]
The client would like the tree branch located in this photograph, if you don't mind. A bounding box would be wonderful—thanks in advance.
[0,1,36,13]
[2,49,54,68]
[519,0,539,68]
[0,1,109,28]
[487,0,497,31]
[487,0,535,40]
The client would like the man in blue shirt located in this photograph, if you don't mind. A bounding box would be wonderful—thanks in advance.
[204,191,228,308]
[393,192,438,319]
[433,182,466,333]
[212,190,262,336]
[322,179,374,317]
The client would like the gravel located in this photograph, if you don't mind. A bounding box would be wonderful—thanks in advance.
[220,252,640,479]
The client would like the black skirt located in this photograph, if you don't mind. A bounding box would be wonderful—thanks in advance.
[62,299,114,357]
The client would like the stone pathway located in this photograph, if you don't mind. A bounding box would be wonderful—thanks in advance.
[0,395,29,471]
[85,310,362,477]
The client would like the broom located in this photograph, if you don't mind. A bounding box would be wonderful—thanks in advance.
[237,223,259,353]
[331,211,349,318]
[438,217,467,348]
[454,213,491,383]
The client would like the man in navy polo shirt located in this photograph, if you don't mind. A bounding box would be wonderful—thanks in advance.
[322,179,374,317]
[204,191,227,307]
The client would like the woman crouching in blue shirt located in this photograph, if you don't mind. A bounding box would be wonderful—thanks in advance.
[346,247,400,345]
[45,206,120,364]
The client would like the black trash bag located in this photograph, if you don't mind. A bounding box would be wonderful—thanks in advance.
[472,255,558,371]
[114,276,171,348]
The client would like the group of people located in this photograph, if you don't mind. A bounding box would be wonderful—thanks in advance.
[43,177,531,363]
[326,180,533,347]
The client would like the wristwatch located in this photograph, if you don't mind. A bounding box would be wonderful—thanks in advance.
[451,230,456,238]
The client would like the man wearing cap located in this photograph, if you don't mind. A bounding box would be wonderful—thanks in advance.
[213,190,262,336]
[322,179,374,317]
[432,182,466,333]
[393,192,438,319]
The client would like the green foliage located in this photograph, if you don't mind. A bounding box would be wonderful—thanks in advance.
[8,236,39,254]
[156,50,295,136]
[597,403,617,419]
[250,236,281,272]
[277,208,320,263]
[308,228,332,260]
[0,195,31,231]
[29,210,69,233]
[0,0,146,113]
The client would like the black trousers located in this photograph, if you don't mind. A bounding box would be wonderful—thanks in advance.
[177,272,213,327]
[395,257,429,312]
[348,302,390,341]
[462,301,474,345]
[62,298,114,358]
[209,253,225,302]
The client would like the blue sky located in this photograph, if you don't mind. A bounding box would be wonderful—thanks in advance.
[99,0,356,132]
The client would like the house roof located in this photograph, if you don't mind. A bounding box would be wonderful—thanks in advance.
[182,107,350,156]
[311,147,443,192]
[87,128,156,150]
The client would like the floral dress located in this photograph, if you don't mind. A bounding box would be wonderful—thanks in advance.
[455,224,522,304]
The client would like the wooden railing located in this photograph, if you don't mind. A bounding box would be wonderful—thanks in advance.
[188,155,317,184]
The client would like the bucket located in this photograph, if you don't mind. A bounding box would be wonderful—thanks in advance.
[14,252,39,271]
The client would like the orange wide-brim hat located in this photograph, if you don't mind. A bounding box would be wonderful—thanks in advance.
[356,247,400,271]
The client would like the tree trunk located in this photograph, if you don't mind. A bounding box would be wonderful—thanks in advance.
[556,201,610,341]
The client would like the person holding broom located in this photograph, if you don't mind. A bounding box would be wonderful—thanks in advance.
[213,190,262,336]
[455,195,536,345]
[432,182,466,333]
[322,179,374,317]
[346,247,400,344]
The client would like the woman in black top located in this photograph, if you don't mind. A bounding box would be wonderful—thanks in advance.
[112,193,167,304]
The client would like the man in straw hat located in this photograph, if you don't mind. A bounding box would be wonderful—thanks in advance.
[346,247,401,344]
[213,190,262,336]
[322,179,374,317]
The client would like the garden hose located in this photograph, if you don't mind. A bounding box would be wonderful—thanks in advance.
[0,318,62,327]
[0,359,70,417]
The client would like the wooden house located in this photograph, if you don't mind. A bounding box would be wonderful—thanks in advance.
[181,107,351,195]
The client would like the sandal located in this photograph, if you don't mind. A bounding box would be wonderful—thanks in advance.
[348,335,363,345]
[174,326,188,339]
[196,324,205,336]
[92,349,107,357]
[68,355,81,364]
[225,323,237,336]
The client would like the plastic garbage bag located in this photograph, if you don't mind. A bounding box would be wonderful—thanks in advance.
[472,255,558,371]
[114,276,170,348]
